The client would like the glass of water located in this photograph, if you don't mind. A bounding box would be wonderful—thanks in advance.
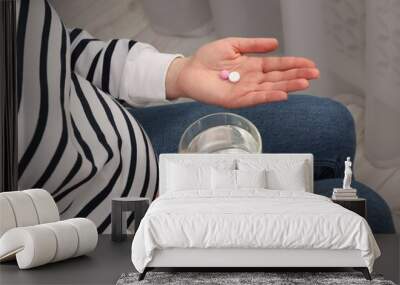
[178,113,262,154]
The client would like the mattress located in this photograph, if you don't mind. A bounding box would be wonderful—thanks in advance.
[131,190,380,273]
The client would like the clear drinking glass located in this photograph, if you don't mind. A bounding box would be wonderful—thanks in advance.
[178,113,262,154]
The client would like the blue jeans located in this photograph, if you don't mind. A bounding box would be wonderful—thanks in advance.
[128,95,394,233]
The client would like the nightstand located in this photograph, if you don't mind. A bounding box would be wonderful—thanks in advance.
[331,198,366,218]
[111,197,150,242]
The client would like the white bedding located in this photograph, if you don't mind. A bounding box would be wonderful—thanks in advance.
[131,190,380,273]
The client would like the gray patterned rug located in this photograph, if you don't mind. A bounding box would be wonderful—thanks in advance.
[117,272,396,285]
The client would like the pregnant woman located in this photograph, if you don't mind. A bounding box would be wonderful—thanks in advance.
[17,0,393,233]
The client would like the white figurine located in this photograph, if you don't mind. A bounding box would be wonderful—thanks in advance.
[342,157,352,189]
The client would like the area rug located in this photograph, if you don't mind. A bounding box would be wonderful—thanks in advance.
[116,272,396,285]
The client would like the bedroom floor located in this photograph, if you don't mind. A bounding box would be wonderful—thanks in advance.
[1,234,398,284]
[50,0,400,233]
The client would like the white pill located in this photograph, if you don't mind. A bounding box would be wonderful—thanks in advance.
[228,71,240,83]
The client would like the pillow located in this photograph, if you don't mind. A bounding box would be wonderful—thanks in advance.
[211,168,236,190]
[236,169,267,189]
[237,159,308,191]
[167,162,212,191]
[266,164,307,191]
[166,158,236,171]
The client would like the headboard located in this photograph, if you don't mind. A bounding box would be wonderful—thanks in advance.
[159,153,314,195]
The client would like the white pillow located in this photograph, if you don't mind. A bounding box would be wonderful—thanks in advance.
[211,168,236,190]
[266,164,306,191]
[166,158,236,171]
[236,169,267,189]
[237,159,308,191]
[167,163,212,191]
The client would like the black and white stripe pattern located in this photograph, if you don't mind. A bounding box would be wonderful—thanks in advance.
[17,0,158,233]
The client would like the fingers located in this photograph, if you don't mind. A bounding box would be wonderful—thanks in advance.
[262,57,316,72]
[261,68,320,83]
[227,37,279,54]
[226,91,288,109]
[258,79,310,93]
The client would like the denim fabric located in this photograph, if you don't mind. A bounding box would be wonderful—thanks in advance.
[129,94,355,180]
[315,179,395,233]
[128,94,394,233]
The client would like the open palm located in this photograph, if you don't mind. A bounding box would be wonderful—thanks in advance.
[177,38,319,108]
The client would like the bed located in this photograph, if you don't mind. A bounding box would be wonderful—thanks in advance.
[131,154,380,280]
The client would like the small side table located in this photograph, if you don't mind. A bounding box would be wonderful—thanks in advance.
[332,198,367,219]
[111,197,150,242]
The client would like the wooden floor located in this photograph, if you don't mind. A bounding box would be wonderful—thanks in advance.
[49,0,400,232]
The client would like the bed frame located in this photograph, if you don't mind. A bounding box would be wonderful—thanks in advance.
[141,248,371,280]
[139,154,371,280]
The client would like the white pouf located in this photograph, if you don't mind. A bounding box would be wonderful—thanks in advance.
[24,189,60,224]
[0,189,60,237]
[0,196,17,237]
[0,190,98,269]
[1,191,40,227]
[0,218,98,269]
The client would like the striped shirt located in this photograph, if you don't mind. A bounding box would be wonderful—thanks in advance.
[17,0,180,233]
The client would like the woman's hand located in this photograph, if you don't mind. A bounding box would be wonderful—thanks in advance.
[166,37,319,108]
